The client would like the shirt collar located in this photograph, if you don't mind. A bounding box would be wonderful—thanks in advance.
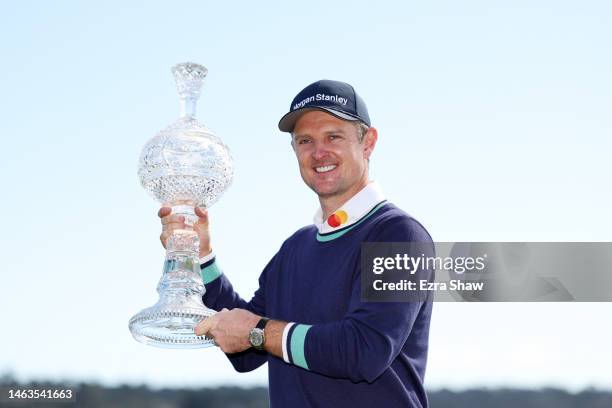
[313,181,386,234]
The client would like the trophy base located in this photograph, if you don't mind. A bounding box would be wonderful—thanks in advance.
[129,305,216,349]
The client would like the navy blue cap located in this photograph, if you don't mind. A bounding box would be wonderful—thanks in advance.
[278,79,371,132]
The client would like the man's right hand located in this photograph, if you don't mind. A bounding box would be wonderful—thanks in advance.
[158,206,212,259]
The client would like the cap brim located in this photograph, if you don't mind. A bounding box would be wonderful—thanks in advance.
[278,107,360,133]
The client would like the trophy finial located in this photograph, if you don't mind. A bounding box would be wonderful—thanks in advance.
[172,62,208,117]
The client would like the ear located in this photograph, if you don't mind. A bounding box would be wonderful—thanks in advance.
[362,127,378,160]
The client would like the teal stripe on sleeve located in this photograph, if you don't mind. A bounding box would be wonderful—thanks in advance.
[290,324,312,370]
[201,262,222,284]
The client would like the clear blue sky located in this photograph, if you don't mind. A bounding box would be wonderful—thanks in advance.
[1,0,610,390]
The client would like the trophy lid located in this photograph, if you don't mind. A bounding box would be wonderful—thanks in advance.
[172,62,208,118]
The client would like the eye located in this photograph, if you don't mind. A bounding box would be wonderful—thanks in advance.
[297,138,311,145]
[329,134,343,141]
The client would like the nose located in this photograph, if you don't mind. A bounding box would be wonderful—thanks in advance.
[311,140,330,161]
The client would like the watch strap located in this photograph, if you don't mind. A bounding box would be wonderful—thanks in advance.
[256,317,270,330]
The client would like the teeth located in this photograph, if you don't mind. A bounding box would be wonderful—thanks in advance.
[315,165,337,173]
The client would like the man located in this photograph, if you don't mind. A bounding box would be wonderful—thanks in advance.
[159,80,434,407]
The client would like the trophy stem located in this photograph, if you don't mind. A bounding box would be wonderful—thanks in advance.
[128,201,217,349]
[168,201,200,247]
[162,203,201,296]
[179,97,197,118]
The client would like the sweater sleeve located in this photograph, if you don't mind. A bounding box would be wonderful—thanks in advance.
[282,216,435,383]
[200,256,265,314]
[200,253,278,373]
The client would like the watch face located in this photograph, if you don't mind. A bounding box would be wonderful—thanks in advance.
[249,328,264,348]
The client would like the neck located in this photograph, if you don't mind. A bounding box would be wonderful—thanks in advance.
[319,178,369,220]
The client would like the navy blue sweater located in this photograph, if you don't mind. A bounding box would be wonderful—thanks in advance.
[201,202,434,407]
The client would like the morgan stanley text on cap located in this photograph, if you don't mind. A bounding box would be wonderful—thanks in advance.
[278,79,371,132]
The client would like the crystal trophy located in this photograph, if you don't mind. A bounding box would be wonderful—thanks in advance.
[129,62,233,348]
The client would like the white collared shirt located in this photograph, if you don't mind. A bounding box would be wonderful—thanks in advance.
[313,181,386,235]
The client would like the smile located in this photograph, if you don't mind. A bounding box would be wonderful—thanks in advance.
[315,165,337,173]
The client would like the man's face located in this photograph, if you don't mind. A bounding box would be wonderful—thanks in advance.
[291,110,376,200]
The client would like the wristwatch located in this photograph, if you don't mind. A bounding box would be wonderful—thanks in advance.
[248,317,270,350]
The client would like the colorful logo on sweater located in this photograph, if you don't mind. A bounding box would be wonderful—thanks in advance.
[327,210,348,228]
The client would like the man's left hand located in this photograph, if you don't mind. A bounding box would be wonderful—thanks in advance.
[194,308,260,353]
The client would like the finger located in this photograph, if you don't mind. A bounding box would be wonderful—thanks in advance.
[194,211,209,228]
[158,207,172,218]
[193,213,209,236]
[160,230,184,245]
[161,215,185,225]
[195,207,208,218]
[195,315,217,336]
[195,320,211,336]
[162,221,187,231]
[193,222,209,236]
[160,221,188,247]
